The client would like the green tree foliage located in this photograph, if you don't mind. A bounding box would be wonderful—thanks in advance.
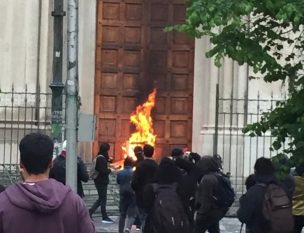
[167,0,304,169]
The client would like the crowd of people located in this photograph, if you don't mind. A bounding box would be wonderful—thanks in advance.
[0,132,304,233]
[115,145,234,233]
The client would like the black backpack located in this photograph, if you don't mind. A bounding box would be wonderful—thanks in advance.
[151,183,190,233]
[213,173,235,209]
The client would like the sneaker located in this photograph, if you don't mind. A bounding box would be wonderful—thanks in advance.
[101,217,114,224]
[136,227,141,231]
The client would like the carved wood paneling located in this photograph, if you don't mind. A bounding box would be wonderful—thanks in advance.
[94,0,194,160]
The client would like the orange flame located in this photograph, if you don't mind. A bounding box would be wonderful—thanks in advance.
[122,89,157,160]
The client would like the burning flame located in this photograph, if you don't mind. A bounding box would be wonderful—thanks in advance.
[122,89,157,160]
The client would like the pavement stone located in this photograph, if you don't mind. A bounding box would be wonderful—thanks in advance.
[94,216,243,233]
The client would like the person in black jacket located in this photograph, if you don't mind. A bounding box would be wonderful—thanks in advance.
[194,156,227,233]
[237,157,278,233]
[131,144,158,231]
[143,157,188,233]
[89,143,113,223]
[49,140,89,198]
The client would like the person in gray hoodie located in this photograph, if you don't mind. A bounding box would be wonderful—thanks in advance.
[0,132,95,233]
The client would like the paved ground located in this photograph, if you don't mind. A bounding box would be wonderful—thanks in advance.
[94,216,243,233]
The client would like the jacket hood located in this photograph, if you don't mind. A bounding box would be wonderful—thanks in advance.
[157,157,182,184]
[197,155,219,176]
[4,178,71,213]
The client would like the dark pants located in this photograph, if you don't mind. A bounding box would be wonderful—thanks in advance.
[119,195,138,233]
[294,215,304,233]
[194,216,220,233]
[89,183,108,219]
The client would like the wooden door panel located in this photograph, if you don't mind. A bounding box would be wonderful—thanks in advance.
[95,0,194,160]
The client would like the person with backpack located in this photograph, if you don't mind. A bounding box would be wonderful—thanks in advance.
[89,143,113,223]
[131,144,158,231]
[237,157,294,233]
[49,140,89,198]
[117,157,138,233]
[143,157,189,233]
[177,155,202,230]
[194,155,234,233]
[292,163,304,233]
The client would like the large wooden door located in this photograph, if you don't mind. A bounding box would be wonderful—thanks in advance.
[94,0,194,161]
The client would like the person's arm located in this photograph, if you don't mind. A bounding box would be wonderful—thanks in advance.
[131,164,142,191]
[196,175,216,217]
[237,189,256,224]
[77,158,89,182]
[76,198,96,233]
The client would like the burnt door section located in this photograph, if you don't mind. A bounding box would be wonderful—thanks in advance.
[95,0,194,161]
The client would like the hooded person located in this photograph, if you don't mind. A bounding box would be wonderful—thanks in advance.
[194,155,226,233]
[237,157,280,233]
[49,140,89,198]
[0,132,95,233]
[143,157,189,233]
[89,142,113,223]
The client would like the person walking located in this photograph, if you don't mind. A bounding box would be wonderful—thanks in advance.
[131,144,158,231]
[89,143,113,223]
[237,157,293,233]
[194,156,230,233]
[49,140,89,198]
[143,157,189,233]
[0,132,95,233]
[117,157,138,233]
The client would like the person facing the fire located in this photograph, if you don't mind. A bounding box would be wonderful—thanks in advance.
[131,144,158,232]
[117,157,137,233]
[134,146,144,164]
[89,143,113,223]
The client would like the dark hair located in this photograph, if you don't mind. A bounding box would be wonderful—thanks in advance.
[189,152,201,164]
[134,146,143,155]
[157,157,182,184]
[98,143,110,156]
[254,157,275,176]
[143,144,154,158]
[124,157,134,167]
[19,133,53,175]
[171,148,183,158]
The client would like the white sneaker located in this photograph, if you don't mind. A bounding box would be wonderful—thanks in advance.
[101,217,114,224]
